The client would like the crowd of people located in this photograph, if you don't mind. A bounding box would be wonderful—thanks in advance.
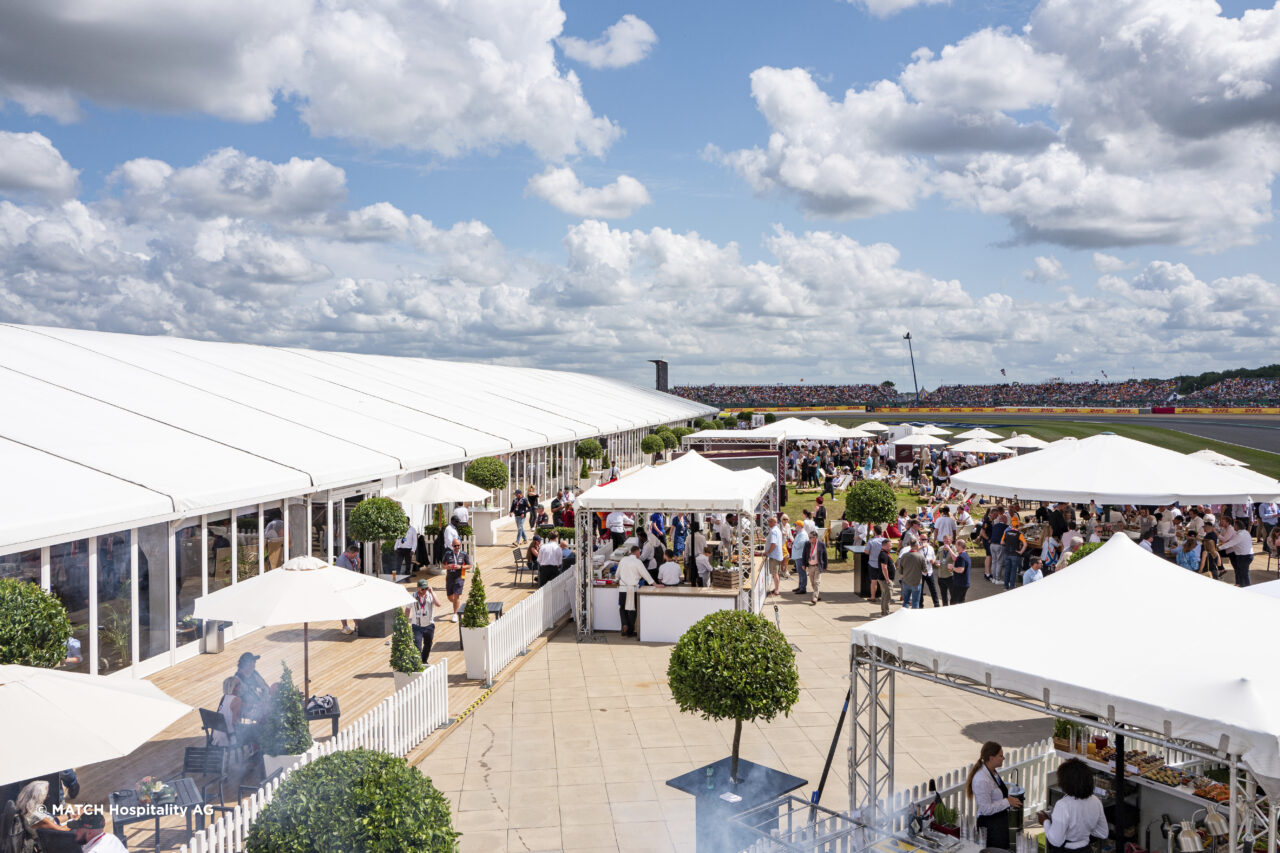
[672,375,1280,407]
[671,383,900,408]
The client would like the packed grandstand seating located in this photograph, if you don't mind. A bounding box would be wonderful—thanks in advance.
[672,376,1280,408]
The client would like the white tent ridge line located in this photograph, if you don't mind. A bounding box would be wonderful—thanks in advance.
[851,534,1280,788]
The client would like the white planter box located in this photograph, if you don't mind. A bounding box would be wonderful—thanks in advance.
[392,669,424,692]
[263,752,304,778]
[471,508,503,547]
[460,625,488,679]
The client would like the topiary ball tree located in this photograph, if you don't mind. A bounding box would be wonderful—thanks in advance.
[659,430,678,450]
[1066,542,1104,565]
[576,438,603,462]
[464,456,509,492]
[260,663,314,757]
[390,608,423,675]
[348,496,409,574]
[579,458,591,479]
[459,567,489,629]
[844,479,897,525]
[763,412,777,424]
[246,748,459,853]
[667,610,799,783]
[739,410,755,422]
[709,420,724,430]
[640,433,664,462]
[0,578,73,667]
[693,417,709,429]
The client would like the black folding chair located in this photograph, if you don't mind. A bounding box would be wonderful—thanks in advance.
[179,746,230,805]
[512,548,531,584]
[199,708,232,746]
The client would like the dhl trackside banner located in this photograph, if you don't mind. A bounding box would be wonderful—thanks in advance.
[1172,407,1280,415]
[877,406,1143,414]
[724,406,866,413]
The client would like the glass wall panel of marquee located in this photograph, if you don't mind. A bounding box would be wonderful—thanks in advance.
[0,549,39,584]
[96,531,133,674]
[50,539,90,673]
[175,520,202,649]
[136,522,171,662]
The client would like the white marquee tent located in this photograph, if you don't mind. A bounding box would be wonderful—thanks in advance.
[749,417,847,441]
[1190,449,1249,466]
[947,438,1014,455]
[851,534,1280,788]
[0,324,712,552]
[575,450,774,513]
[998,433,1050,449]
[953,427,1003,440]
[950,434,1280,504]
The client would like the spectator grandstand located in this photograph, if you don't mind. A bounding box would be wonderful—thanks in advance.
[920,379,1178,407]
[1180,377,1280,406]
[671,384,901,409]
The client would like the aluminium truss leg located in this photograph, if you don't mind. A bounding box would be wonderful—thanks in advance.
[850,651,895,824]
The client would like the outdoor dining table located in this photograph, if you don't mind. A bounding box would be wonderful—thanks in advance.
[110,777,204,851]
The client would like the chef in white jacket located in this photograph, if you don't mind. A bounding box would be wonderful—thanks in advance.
[616,545,658,638]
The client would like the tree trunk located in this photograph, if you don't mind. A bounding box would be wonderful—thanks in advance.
[731,718,743,784]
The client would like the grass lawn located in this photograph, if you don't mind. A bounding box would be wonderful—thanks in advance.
[827,415,1280,479]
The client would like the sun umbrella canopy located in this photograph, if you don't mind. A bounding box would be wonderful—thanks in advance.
[950,433,1280,504]
[915,424,952,436]
[839,427,876,439]
[0,665,191,784]
[856,421,891,432]
[997,434,1050,449]
[1189,449,1249,467]
[954,427,1003,440]
[949,438,1015,454]
[1251,580,1280,600]
[193,556,412,624]
[893,433,948,446]
[385,472,491,505]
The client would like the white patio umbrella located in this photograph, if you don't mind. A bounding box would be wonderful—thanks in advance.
[949,438,1015,455]
[0,665,191,784]
[839,426,876,439]
[1189,449,1249,467]
[893,433,948,447]
[804,417,830,425]
[954,427,1003,440]
[916,424,952,436]
[856,421,891,432]
[998,434,1050,449]
[193,555,412,698]
[385,472,491,505]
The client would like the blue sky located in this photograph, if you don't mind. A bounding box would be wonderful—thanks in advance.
[0,0,1278,388]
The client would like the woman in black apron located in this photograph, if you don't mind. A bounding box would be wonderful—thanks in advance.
[966,741,1020,850]
[1038,758,1108,853]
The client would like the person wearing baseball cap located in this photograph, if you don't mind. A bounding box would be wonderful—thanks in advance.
[404,579,443,663]
[234,651,270,719]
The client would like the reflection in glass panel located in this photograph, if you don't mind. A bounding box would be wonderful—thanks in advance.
[50,540,90,673]
[287,500,308,560]
[207,512,234,598]
[263,507,284,570]
[137,522,171,660]
[0,549,40,584]
[236,508,262,580]
[96,532,133,674]
[175,521,201,648]
[312,500,328,560]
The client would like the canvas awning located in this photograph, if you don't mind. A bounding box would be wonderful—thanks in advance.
[851,534,1280,787]
[575,451,774,512]
[950,434,1280,503]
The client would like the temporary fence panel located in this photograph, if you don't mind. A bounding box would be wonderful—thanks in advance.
[181,657,450,853]
[483,568,574,684]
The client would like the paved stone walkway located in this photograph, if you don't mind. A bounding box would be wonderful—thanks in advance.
[418,566,1055,852]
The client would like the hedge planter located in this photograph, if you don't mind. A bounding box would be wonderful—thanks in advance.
[392,670,425,692]
[262,751,306,779]
[459,626,488,680]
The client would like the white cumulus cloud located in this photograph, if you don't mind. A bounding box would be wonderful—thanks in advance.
[558,14,657,69]
[1093,252,1136,273]
[0,0,618,160]
[1023,255,1068,283]
[0,132,79,199]
[844,0,950,18]
[525,166,652,218]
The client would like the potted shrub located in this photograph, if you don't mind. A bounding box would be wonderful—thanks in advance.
[932,800,960,837]
[640,433,664,464]
[763,412,777,424]
[390,609,425,691]
[667,610,799,784]
[259,663,314,777]
[464,456,509,505]
[1067,542,1103,565]
[458,567,490,680]
[347,496,409,577]
[576,438,603,487]
[0,578,72,666]
[246,748,459,852]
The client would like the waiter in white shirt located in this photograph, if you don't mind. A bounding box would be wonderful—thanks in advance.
[537,531,564,587]
[1038,758,1108,853]
[606,510,632,550]
[616,545,658,637]
[656,550,682,586]
[394,516,418,576]
[451,503,469,526]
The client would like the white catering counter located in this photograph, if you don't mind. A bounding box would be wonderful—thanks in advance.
[590,583,738,642]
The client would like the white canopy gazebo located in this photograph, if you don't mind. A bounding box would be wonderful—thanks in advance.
[751,417,847,441]
[915,424,952,436]
[950,434,1280,504]
[997,433,1050,450]
[1190,449,1249,467]
[953,427,1003,440]
[947,437,1014,455]
[856,422,891,432]
[573,451,775,642]
[848,535,1280,853]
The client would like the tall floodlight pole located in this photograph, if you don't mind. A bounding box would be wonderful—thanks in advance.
[903,332,920,403]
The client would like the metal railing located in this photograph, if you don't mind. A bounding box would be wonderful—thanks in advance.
[181,657,450,853]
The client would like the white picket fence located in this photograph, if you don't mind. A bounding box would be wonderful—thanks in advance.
[180,657,450,853]
[484,567,574,684]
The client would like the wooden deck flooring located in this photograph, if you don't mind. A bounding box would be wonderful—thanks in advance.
[74,543,541,850]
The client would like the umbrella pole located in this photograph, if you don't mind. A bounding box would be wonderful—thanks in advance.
[304,622,310,700]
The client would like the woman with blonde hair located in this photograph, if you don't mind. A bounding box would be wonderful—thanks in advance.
[966,741,1019,850]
